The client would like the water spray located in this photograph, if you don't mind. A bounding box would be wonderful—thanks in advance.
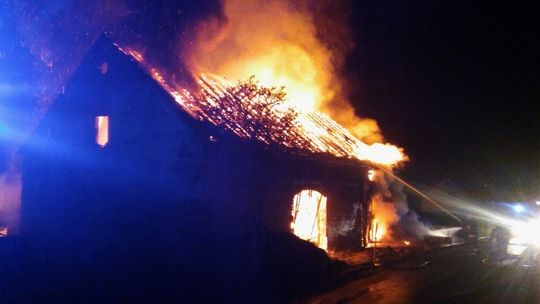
[375,166,462,223]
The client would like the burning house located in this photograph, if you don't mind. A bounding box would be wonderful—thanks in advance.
[12,36,404,301]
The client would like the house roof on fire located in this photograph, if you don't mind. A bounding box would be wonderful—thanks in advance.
[38,37,392,167]
[111,42,399,167]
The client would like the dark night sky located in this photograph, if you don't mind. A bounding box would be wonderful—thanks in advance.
[348,1,540,200]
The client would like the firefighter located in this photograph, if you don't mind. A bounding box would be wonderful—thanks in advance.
[488,225,511,263]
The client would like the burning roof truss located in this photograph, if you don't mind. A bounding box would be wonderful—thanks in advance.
[116,46,405,167]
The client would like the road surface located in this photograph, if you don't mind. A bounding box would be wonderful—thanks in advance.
[298,244,540,303]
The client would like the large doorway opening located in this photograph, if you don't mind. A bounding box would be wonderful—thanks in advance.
[291,189,327,251]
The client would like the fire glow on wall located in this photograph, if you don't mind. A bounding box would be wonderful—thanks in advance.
[291,190,328,251]
[95,115,109,147]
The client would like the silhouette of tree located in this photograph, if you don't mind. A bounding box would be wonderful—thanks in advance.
[200,76,301,147]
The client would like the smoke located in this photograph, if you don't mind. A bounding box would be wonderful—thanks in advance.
[371,169,430,241]
[185,0,385,144]
[108,0,224,88]
[333,203,361,237]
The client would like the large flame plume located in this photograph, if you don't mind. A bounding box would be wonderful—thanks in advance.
[186,0,405,148]
[186,0,334,113]
[369,194,400,243]
[115,0,409,244]
[4,1,413,245]
[368,168,401,244]
[183,0,409,241]
[113,0,410,243]
[115,44,405,166]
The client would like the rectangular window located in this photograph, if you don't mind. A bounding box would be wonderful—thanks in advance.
[95,116,109,147]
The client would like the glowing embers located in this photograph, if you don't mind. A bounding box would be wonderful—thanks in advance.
[95,115,109,147]
[291,190,328,251]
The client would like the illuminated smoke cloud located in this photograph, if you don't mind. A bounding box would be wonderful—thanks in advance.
[370,170,432,242]
[185,0,388,144]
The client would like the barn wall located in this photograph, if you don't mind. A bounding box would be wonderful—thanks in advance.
[259,153,371,251]
[20,37,268,302]
[19,37,373,302]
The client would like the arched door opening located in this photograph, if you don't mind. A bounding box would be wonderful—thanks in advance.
[291,189,327,251]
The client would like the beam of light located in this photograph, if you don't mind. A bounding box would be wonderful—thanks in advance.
[0,109,45,153]
[406,187,517,228]
[0,117,24,144]
[513,204,525,213]
[0,121,8,137]
[402,187,540,250]
[375,166,463,223]
[510,219,540,248]
[0,84,39,147]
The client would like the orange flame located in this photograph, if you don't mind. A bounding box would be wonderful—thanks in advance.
[185,0,407,166]
[113,47,405,166]
[95,116,109,148]
[291,190,328,251]
[370,218,384,242]
[115,0,410,245]
[115,0,407,167]
[369,193,400,244]
[186,0,331,113]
